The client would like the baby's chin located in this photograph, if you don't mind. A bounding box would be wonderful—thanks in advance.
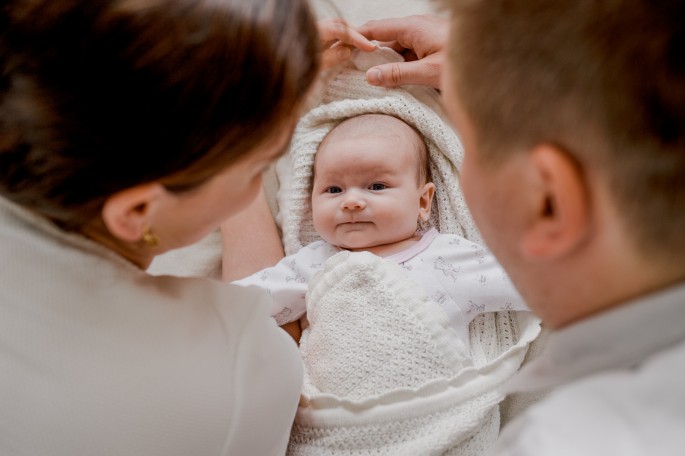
[329,238,376,252]
[335,240,399,255]
[331,231,424,257]
[332,242,369,252]
[321,232,372,251]
[328,232,413,253]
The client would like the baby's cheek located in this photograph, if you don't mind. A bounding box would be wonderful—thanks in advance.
[311,211,330,237]
[388,209,420,234]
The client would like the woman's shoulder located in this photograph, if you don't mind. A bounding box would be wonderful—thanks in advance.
[143,272,281,332]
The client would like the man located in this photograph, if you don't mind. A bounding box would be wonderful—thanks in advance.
[360,2,685,454]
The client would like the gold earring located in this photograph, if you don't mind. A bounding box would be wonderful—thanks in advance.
[142,228,160,248]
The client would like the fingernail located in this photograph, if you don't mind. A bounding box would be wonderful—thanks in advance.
[367,69,381,86]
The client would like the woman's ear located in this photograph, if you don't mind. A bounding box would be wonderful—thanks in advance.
[418,182,436,222]
[101,183,166,242]
[520,144,590,260]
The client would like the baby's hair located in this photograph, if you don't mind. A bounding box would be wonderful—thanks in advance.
[317,114,431,185]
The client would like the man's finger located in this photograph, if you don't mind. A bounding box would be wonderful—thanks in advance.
[365,60,441,89]
[357,18,411,44]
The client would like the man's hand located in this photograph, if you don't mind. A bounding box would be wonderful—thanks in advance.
[358,15,448,89]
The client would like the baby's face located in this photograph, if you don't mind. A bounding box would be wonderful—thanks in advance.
[311,130,431,251]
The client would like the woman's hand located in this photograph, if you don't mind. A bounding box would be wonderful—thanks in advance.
[357,15,448,89]
[318,18,377,71]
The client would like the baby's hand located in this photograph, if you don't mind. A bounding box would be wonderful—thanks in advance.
[318,18,377,71]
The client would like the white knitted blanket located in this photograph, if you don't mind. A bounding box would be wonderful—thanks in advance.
[289,251,540,455]
[280,50,542,455]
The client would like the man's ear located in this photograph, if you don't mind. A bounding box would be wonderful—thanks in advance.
[101,183,166,242]
[418,182,436,222]
[521,144,590,260]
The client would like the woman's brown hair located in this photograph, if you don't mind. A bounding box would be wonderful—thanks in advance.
[0,0,320,229]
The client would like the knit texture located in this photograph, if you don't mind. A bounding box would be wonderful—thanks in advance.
[301,251,471,402]
[288,251,541,455]
[278,47,481,256]
[280,49,542,455]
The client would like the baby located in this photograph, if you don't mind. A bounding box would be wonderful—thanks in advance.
[234,113,527,346]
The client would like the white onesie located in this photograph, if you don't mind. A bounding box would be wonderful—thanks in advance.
[234,229,528,346]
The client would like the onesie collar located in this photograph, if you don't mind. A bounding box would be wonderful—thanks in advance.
[386,228,439,264]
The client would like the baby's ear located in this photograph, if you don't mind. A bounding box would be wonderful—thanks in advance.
[418,182,436,222]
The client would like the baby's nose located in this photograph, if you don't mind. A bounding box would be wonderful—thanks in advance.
[341,193,366,210]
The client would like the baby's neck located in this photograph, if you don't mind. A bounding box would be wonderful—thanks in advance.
[347,234,423,258]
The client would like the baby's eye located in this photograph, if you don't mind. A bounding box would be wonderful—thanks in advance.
[370,183,386,191]
[326,186,343,194]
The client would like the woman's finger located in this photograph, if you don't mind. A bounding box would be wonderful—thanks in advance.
[320,43,352,71]
[318,18,376,52]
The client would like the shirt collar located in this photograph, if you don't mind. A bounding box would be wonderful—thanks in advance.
[385,228,439,264]
[505,280,685,393]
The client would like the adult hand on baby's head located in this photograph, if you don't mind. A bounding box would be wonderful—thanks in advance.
[318,18,377,71]
[358,15,448,90]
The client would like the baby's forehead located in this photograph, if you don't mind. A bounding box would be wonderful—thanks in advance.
[313,114,428,179]
[322,114,418,145]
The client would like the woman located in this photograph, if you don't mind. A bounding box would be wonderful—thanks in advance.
[0,0,372,454]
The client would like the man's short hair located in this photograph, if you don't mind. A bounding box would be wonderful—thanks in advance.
[445,0,685,261]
